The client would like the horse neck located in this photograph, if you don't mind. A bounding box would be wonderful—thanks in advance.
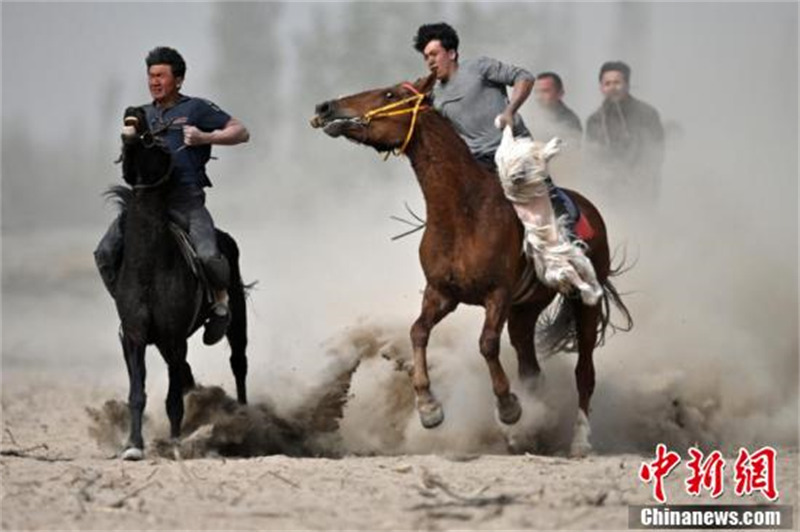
[405,113,495,221]
[123,189,172,265]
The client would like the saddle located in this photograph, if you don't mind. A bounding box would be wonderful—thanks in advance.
[547,180,595,242]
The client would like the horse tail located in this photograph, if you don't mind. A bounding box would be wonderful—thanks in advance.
[536,245,634,356]
[215,230,258,346]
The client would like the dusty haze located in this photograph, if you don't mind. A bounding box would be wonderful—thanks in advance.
[2,0,797,468]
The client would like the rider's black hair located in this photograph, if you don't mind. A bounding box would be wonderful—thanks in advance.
[414,23,459,59]
[599,61,631,84]
[536,72,564,92]
[146,46,186,79]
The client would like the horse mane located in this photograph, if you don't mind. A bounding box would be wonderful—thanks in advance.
[417,111,493,176]
[104,185,134,213]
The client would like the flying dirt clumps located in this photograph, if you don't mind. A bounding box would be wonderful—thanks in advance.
[85,330,366,459]
[87,386,343,459]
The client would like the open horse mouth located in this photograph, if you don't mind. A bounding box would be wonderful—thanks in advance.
[310,116,363,138]
[310,100,364,138]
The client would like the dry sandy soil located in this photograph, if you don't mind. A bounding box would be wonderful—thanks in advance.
[2,217,798,531]
[2,370,796,531]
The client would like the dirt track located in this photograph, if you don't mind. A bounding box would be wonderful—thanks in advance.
[1,219,797,530]
[1,371,797,531]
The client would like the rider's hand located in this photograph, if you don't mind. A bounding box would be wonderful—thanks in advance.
[495,110,515,130]
[183,125,211,146]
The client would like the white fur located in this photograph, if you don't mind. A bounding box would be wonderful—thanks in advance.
[494,125,602,306]
[494,125,555,203]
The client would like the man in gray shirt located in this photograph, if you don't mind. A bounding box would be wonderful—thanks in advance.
[413,23,602,306]
[413,23,535,170]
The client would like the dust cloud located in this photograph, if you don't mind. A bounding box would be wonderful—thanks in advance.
[4,3,797,459]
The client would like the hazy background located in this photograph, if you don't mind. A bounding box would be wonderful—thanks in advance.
[2,2,797,455]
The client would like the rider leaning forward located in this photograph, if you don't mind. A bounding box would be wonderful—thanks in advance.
[414,23,603,305]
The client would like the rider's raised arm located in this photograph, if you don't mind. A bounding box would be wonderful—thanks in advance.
[477,56,535,124]
[186,99,250,146]
[204,118,250,146]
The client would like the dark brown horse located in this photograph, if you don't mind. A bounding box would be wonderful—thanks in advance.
[311,74,631,455]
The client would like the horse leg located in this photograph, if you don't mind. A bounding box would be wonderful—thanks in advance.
[570,300,600,457]
[121,333,147,460]
[162,340,189,440]
[410,285,457,429]
[481,290,521,425]
[508,297,553,386]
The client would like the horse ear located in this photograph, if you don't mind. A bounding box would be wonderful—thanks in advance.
[413,72,437,95]
[541,137,563,162]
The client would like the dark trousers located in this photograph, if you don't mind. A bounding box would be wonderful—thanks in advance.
[94,185,229,296]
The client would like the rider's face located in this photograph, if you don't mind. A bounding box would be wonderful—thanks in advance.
[600,70,629,103]
[423,40,457,82]
[148,64,182,105]
[534,77,564,107]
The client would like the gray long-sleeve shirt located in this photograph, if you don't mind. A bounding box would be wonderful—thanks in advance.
[432,56,534,159]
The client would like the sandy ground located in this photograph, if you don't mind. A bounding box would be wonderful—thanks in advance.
[2,217,798,531]
[2,371,795,531]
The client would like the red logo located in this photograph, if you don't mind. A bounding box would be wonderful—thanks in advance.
[639,443,682,503]
[685,448,725,498]
[638,445,780,503]
[733,446,779,501]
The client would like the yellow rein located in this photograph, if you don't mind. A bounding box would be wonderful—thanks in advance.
[361,92,428,158]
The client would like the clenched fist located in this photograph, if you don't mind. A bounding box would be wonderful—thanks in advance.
[183,125,211,146]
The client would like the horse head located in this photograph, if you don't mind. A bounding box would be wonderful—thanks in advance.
[119,106,173,189]
[311,73,436,154]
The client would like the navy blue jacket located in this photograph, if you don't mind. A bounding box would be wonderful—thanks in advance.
[143,95,231,187]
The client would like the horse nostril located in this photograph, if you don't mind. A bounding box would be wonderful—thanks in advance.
[315,101,333,117]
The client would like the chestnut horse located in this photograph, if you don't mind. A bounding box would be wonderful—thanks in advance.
[311,74,631,455]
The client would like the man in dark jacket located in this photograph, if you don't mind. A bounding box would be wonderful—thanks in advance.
[95,47,250,345]
[530,71,582,146]
[585,61,664,204]
[529,71,583,189]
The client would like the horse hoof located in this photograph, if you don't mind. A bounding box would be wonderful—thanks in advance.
[418,402,445,429]
[569,441,593,458]
[497,393,522,425]
[121,447,144,461]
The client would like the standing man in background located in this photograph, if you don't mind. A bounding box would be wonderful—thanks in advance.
[529,71,583,189]
[585,61,664,206]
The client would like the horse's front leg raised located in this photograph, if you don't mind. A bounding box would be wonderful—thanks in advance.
[410,285,457,429]
[121,332,147,460]
[481,290,521,425]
